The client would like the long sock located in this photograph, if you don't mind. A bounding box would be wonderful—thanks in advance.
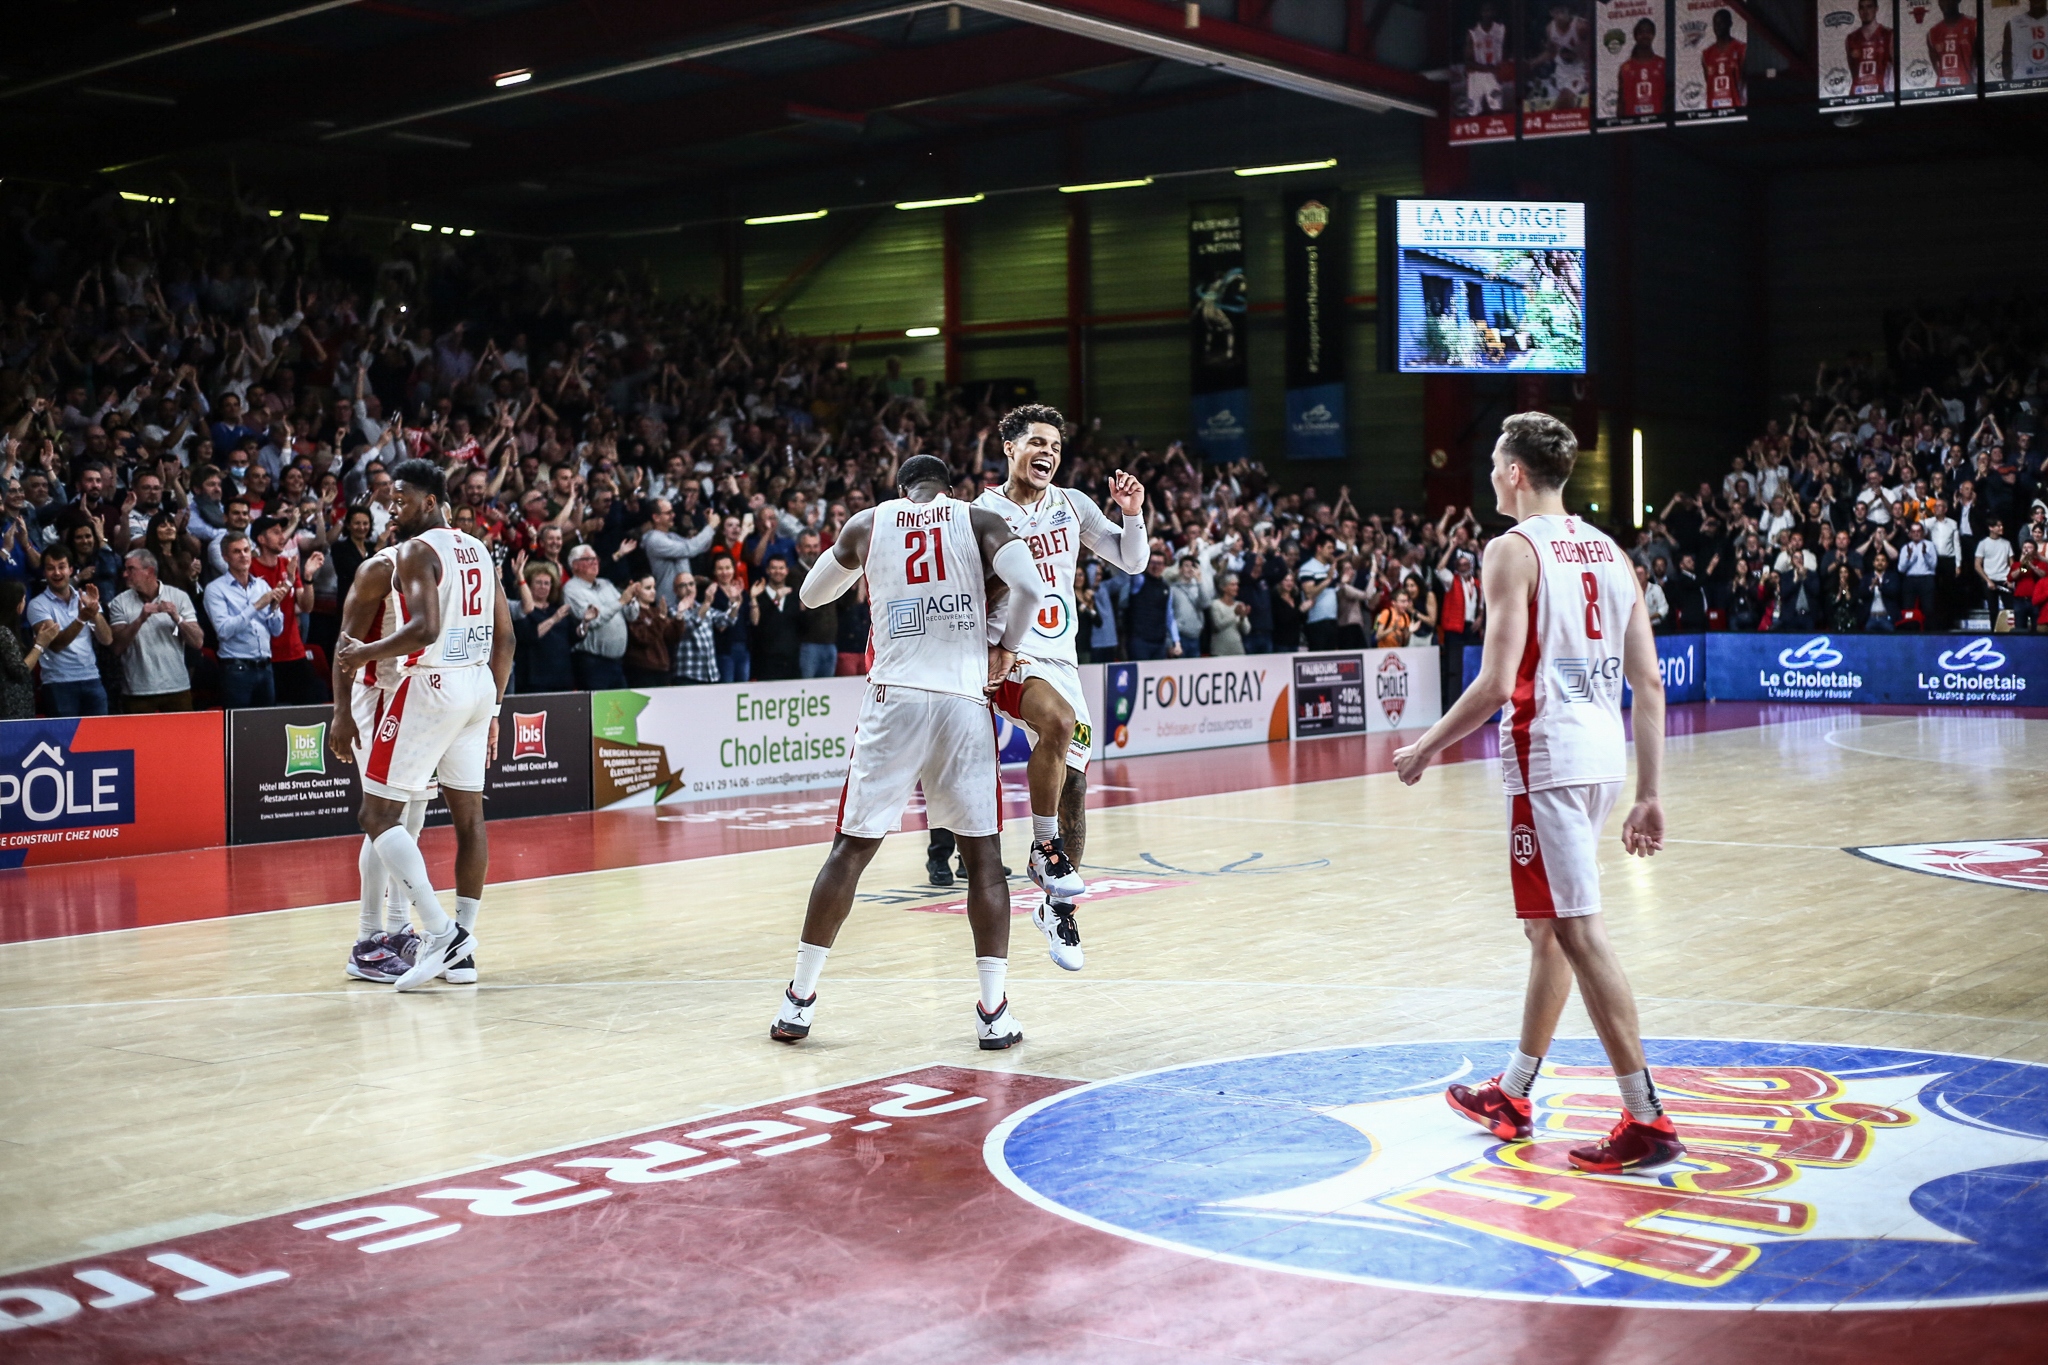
[975,956,1007,1014]
[791,942,829,998]
[454,897,480,933]
[1501,1048,1542,1100]
[357,838,384,940]
[384,799,431,933]
[1031,814,1058,845]
[1615,1068,1664,1123]
[373,827,451,935]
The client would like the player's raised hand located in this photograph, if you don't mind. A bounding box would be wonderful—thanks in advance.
[1109,470,1145,517]
[1391,739,1430,785]
[1621,798,1664,857]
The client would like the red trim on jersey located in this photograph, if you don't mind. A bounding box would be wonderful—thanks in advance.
[993,678,1026,723]
[1508,791,1559,919]
[366,676,411,787]
[835,708,862,835]
[364,603,387,688]
[1504,528,1544,790]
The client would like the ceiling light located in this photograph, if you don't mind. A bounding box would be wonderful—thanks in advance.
[411,222,433,232]
[1058,177,1153,194]
[268,209,283,218]
[745,209,829,225]
[895,193,984,210]
[300,212,329,222]
[439,226,455,234]
[389,131,473,149]
[81,86,177,107]
[118,191,173,205]
[905,326,941,338]
[1233,158,1337,177]
[494,69,533,88]
[458,229,475,237]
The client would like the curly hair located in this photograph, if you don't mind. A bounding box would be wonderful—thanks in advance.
[998,403,1066,445]
[1497,411,1577,491]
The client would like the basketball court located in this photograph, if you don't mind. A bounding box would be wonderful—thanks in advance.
[7,702,2047,1363]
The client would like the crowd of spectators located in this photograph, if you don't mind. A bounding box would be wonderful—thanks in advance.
[0,192,2041,723]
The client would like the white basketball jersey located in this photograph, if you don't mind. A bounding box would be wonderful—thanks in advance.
[399,526,496,673]
[864,496,989,700]
[1497,514,1634,795]
[973,485,1084,665]
[360,543,407,691]
[1470,20,1507,64]
[2013,16,2048,77]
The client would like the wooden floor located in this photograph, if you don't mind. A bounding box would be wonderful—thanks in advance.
[6,706,2048,1363]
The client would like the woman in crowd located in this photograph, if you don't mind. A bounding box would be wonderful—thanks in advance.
[65,519,121,594]
[1828,562,1864,632]
[1269,573,1304,654]
[0,580,59,720]
[1206,574,1249,656]
[513,562,578,693]
[707,552,750,682]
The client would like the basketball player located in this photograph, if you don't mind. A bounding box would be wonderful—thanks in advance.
[1393,413,1684,1173]
[1619,17,1666,118]
[769,454,1047,1049]
[2002,0,2046,85]
[1464,1,1511,114]
[1926,0,1976,88]
[1540,3,1591,107]
[332,460,514,992]
[976,403,1148,971]
[332,525,436,984]
[1848,0,1895,96]
[1701,8,1747,109]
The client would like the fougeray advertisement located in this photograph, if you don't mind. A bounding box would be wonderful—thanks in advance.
[1105,658,1290,757]
[591,678,864,808]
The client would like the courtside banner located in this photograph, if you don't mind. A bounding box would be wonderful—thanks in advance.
[1675,0,1749,120]
[590,678,867,808]
[1706,632,2048,704]
[0,711,223,868]
[1104,655,1290,757]
[1462,635,1702,706]
[229,694,591,844]
[1293,653,1368,738]
[1364,646,1444,733]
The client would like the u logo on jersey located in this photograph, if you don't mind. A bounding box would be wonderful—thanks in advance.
[1033,594,1073,639]
[988,1040,2048,1309]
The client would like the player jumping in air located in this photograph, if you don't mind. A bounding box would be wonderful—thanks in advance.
[1393,413,1684,1173]
[769,454,1048,1050]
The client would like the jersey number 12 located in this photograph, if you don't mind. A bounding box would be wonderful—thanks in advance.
[461,566,485,615]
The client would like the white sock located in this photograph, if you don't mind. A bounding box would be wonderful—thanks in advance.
[373,827,451,935]
[1032,814,1058,844]
[975,956,1007,1014]
[1501,1049,1542,1100]
[1615,1068,1664,1122]
[792,942,830,998]
[455,896,480,933]
[385,799,431,933]
[357,838,384,940]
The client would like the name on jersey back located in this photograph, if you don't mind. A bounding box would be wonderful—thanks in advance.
[1549,537,1615,564]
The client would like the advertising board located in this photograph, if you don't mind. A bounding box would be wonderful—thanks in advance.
[0,711,224,867]
[1103,656,1291,757]
[591,678,867,808]
[1706,633,2046,705]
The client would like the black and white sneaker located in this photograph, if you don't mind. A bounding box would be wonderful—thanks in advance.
[926,853,955,887]
[770,984,817,1042]
[976,997,1023,1050]
[1028,838,1085,900]
[393,923,474,992]
[1031,897,1084,972]
[443,954,478,985]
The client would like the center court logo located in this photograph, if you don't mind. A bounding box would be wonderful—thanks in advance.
[986,1039,2048,1309]
[1935,638,2008,672]
[1778,636,1845,670]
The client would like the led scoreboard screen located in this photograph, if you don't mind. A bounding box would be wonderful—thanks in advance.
[1383,199,1587,374]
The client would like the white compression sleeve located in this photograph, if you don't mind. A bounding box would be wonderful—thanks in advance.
[799,551,862,608]
[990,539,1047,651]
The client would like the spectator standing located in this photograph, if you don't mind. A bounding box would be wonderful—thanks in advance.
[1373,585,1415,647]
[107,549,202,712]
[1436,545,1482,710]
[833,579,870,676]
[671,577,720,684]
[1666,554,1711,632]
[1206,574,1250,655]
[1864,552,1902,632]
[748,556,803,681]
[623,578,681,688]
[643,498,715,609]
[1976,519,2015,620]
[1896,522,1937,627]
[25,549,112,716]
[791,532,838,678]
[1639,563,1670,632]
[1827,564,1864,632]
[1924,497,1960,627]
[706,553,751,682]
[250,516,321,703]
[1168,554,1210,654]
[0,581,58,719]
[564,543,633,691]
[1771,556,1823,633]
[1123,550,1180,660]
[513,564,578,693]
[1270,574,1304,652]
[203,532,285,708]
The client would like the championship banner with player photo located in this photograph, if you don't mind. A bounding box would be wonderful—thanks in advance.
[1103,656,1290,757]
[1282,188,1348,462]
[1450,0,1519,142]
[1988,0,2048,93]
[1523,0,1596,136]
[1901,0,1981,100]
[228,693,591,845]
[1820,0,1900,107]
[0,711,224,868]
[1188,200,1250,464]
[590,678,867,808]
[1594,0,1671,129]
[1675,0,1749,120]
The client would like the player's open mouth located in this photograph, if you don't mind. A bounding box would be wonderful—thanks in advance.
[1030,458,1054,477]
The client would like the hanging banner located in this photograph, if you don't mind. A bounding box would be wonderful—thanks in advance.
[1676,0,1750,119]
[1595,0,1671,129]
[1901,0,1981,99]
[1524,0,1596,136]
[1821,0,1899,107]
[1988,0,2048,93]
[1188,200,1250,463]
[1282,188,1348,462]
[1451,0,1519,142]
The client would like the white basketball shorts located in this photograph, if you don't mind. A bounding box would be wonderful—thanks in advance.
[1505,780,1622,919]
[351,684,439,801]
[360,667,496,802]
[992,655,1091,773]
[838,684,1000,839]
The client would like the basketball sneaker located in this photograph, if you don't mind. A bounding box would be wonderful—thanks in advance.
[1567,1114,1686,1172]
[344,935,410,984]
[1028,838,1084,900]
[392,924,475,992]
[769,985,817,1043]
[1444,1076,1533,1141]
[976,997,1023,1050]
[1031,897,1084,972]
[443,955,478,986]
[926,853,955,887]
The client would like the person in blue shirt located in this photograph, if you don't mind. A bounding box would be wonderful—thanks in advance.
[24,548,113,715]
[203,532,286,708]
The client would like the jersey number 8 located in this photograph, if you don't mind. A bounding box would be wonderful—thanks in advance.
[1580,571,1603,640]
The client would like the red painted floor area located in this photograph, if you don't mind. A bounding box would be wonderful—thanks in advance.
[5,702,2037,945]
[4,1065,2039,1364]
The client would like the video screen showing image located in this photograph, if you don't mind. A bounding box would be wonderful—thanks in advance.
[1392,200,1587,374]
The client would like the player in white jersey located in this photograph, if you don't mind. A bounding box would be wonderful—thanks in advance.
[1464,1,1510,111]
[333,534,437,983]
[1393,413,1684,1174]
[2008,1,2048,83]
[768,454,1047,1050]
[332,460,514,992]
[974,403,1149,971]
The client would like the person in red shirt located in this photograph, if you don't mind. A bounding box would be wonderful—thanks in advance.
[1848,0,1895,95]
[1701,8,1746,108]
[250,514,324,704]
[1927,0,1977,87]
[1619,18,1666,117]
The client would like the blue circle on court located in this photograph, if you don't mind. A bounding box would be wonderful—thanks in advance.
[987,1039,2048,1309]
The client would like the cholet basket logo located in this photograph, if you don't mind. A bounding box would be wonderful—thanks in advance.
[987,1039,2048,1309]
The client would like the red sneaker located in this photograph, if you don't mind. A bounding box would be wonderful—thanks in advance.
[1445,1076,1534,1141]
[1567,1113,1686,1172]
